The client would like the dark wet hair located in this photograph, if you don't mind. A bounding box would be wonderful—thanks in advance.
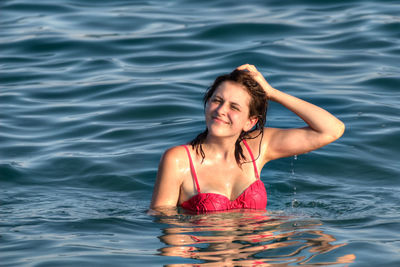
[190,69,268,166]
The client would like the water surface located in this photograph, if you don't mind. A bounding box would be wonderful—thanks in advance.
[1,0,400,266]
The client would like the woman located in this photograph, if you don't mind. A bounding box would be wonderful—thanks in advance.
[150,64,345,212]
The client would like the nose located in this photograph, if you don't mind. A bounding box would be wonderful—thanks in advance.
[215,102,228,115]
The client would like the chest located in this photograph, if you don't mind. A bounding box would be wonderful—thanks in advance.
[182,160,258,201]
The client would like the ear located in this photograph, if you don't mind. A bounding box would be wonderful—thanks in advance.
[244,116,258,132]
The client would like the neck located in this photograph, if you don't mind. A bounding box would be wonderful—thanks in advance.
[203,134,239,161]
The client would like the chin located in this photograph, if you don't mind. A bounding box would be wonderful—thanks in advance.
[207,127,225,137]
[207,128,238,139]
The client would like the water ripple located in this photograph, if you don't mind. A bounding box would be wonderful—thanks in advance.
[1,0,400,266]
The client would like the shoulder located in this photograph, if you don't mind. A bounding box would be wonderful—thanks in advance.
[245,128,275,148]
[158,145,189,174]
[156,145,190,189]
[248,127,281,143]
[151,145,189,208]
[161,145,187,163]
[245,128,279,163]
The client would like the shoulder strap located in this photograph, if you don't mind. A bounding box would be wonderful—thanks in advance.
[242,139,260,179]
[182,145,201,193]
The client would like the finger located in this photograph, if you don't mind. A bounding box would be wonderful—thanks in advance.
[236,64,250,70]
[248,65,258,72]
[237,65,255,73]
[237,64,258,73]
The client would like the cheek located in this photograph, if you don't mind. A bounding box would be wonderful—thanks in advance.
[204,104,215,122]
[230,112,246,124]
[206,102,220,115]
[235,113,252,128]
[204,103,213,116]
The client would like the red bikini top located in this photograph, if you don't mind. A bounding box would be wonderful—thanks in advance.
[180,139,267,213]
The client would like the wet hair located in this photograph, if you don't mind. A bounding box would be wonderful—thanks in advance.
[190,69,268,166]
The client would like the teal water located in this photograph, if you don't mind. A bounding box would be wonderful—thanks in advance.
[1,0,400,266]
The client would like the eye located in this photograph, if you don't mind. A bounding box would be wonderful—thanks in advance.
[211,98,222,103]
[231,104,240,111]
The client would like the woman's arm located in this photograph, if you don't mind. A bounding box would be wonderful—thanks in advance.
[150,146,184,209]
[238,64,345,162]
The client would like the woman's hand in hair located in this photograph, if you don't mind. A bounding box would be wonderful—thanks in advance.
[236,64,275,100]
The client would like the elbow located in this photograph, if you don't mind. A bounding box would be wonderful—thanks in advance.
[330,120,345,142]
[336,120,345,139]
[320,120,345,145]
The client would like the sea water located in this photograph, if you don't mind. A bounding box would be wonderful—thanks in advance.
[1,0,400,266]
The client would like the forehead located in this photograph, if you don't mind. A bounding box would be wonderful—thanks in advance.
[213,81,250,105]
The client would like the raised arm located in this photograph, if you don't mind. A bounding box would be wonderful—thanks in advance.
[150,146,184,209]
[237,64,345,162]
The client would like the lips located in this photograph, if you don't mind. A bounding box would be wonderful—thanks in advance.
[212,116,229,124]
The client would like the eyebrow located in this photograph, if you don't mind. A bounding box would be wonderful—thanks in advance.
[213,94,243,107]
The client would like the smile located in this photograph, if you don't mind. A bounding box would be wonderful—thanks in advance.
[212,116,229,124]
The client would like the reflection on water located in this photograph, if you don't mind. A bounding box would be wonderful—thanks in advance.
[152,209,355,266]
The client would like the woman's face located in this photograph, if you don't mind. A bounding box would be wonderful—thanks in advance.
[205,81,256,139]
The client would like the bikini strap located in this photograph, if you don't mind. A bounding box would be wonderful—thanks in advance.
[242,139,260,179]
[182,145,201,193]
